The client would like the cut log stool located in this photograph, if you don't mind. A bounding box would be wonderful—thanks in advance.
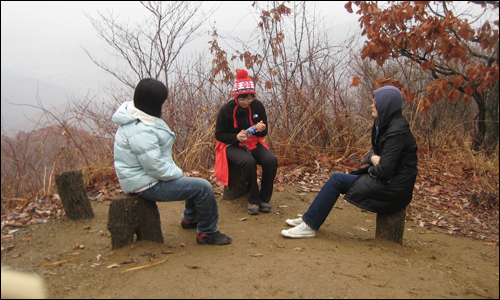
[375,208,406,244]
[222,159,248,200]
[55,169,94,220]
[107,194,164,249]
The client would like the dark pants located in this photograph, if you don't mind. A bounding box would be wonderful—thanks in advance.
[302,173,358,230]
[226,143,278,204]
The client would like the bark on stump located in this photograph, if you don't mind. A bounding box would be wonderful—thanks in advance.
[375,208,406,244]
[55,170,94,220]
[222,159,248,200]
[107,194,164,249]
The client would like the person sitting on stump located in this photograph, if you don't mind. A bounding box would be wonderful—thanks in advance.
[215,69,278,215]
[112,78,232,245]
[281,85,418,238]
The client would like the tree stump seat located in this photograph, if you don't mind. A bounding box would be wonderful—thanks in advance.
[55,169,94,220]
[375,207,406,244]
[107,194,164,249]
[222,159,248,200]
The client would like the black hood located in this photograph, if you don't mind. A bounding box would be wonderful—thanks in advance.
[373,85,403,130]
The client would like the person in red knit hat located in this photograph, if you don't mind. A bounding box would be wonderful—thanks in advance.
[215,69,278,215]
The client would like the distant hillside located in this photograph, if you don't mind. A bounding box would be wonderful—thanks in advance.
[1,124,114,199]
[1,68,78,136]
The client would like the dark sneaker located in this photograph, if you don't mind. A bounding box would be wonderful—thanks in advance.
[196,231,232,245]
[181,218,198,229]
[259,201,271,213]
[247,203,260,215]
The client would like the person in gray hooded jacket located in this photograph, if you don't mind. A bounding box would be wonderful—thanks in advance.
[281,85,418,238]
[113,78,232,245]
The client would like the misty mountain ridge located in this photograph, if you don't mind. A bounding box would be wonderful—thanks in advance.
[1,68,80,136]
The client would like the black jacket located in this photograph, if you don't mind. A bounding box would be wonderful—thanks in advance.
[215,99,269,145]
[344,114,418,213]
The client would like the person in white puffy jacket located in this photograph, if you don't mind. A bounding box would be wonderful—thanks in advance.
[113,78,232,245]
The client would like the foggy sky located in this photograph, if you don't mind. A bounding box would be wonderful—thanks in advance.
[1,1,359,133]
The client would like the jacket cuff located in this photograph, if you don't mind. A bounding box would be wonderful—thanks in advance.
[366,153,374,165]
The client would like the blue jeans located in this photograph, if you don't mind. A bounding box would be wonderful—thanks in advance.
[139,177,219,234]
[302,173,358,231]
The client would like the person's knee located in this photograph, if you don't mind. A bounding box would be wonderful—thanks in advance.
[198,178,213,193]
[239,157,256,169]
[327,173,344,188]
[330,173,343,181]
[266,157,278,169]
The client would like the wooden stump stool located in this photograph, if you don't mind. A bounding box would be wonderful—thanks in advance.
[375,208,406,244]
[222,160,248,200]
[55,169,94,220]
[107,194,164,249]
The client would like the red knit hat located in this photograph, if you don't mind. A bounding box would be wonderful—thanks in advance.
[233,69,255,98]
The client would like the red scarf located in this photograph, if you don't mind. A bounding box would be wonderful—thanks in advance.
[233,99,260,150]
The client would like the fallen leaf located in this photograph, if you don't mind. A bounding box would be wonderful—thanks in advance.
[4,244,15,251]
[121,259,139,264]
[276,245,285,248]
[276,185,285,192]
[180,243,187,247]
[237,217,247,221]
[11,253,22,258]
[344,161,356,167]
[394,259,406,265]
[185,265,200,269]
[107,263,121,269]
[250,253,264,257]
[483,242,498,246]
[293,247,302,251]
[450,165,463,174]
[161,251,173,254]
[354,226,369,232]
[278,205,288,208]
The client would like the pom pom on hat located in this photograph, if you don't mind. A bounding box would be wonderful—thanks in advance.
[233,69,255,98]
[236,69,248,80]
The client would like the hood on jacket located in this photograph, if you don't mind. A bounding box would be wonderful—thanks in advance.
[112,101,157,127]
[373,85,403,130]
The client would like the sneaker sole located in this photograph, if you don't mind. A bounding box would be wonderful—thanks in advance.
[280,230,316,238]
[196,239,232,245]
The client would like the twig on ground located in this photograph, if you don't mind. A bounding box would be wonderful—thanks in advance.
[120,258,168,273]
[333,270,389,287]
[30,256,78,266]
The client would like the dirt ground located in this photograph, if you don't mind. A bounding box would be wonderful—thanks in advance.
[1,186,498,299]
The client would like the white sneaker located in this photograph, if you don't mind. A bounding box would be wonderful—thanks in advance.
[281,222,316,238]
[285,217,303,227]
